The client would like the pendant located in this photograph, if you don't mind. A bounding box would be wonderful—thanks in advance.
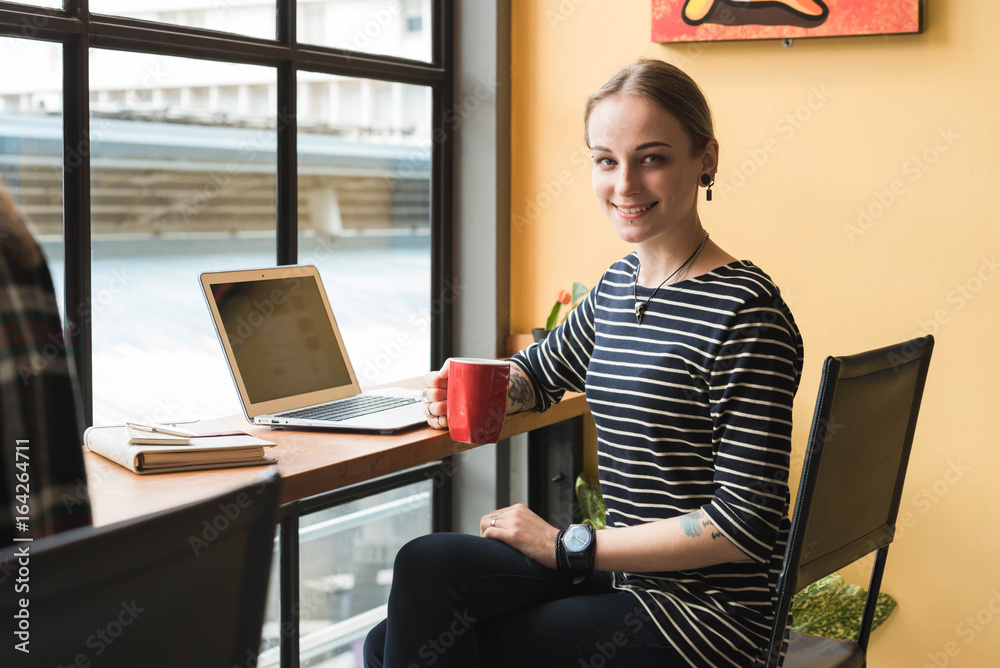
[635,302,645,325]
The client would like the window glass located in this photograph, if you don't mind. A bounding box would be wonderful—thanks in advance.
[297,0,432,63]
[89,0,276,40]
[371,83,393,126]
[89,50,278,425]
[297,72,432,388]
[2,3,442,426]
[0,36,63,305]
[297,480,433,666]
[258,528,282,665]
[3,3,447,662]
[337,81,363,126]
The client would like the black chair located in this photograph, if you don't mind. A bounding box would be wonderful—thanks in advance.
[764,336,934,668]
[0,471,281,667]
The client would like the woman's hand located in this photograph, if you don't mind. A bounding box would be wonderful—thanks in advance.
[480,503,560,570]
[422,360,450,429]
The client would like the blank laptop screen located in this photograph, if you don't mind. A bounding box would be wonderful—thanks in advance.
[210,275,352,404]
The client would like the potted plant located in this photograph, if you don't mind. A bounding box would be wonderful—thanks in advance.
[532,282,588,342]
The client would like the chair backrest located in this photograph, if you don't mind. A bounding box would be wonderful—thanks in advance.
[0,470,281,667]
[765,336,933,666]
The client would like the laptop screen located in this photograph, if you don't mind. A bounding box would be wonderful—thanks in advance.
[210,275,353,404]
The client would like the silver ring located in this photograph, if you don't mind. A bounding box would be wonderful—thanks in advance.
[490,518,496,527]
[425,403,438,418]
[433,415,443,429]
[422,388,431,402]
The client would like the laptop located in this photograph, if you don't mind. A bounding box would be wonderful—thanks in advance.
[199,265,426,433]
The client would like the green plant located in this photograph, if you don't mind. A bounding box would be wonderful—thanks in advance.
[791,572,897,640]
[546,282,588,330]
[575,474,606,530]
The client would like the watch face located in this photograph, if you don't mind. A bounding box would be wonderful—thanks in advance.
[562,525,592,553]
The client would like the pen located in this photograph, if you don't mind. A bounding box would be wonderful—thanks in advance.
[126,421,199,438]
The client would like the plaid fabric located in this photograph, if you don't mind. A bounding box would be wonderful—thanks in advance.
[0,205,91,547]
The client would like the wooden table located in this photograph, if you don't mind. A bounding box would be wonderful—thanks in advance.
[83,383,588,668]
[86,391,588,526]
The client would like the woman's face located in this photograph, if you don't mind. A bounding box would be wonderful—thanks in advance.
[588,94,716,247]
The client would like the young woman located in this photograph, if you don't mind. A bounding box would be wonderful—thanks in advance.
[365,58,804,667]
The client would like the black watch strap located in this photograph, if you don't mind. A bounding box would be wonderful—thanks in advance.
[565,538,588,575]
[555,529,568,571]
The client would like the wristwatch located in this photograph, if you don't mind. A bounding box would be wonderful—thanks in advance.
[561,523,596,584]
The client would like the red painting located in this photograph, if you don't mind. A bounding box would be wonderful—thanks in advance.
[652,0,922,43]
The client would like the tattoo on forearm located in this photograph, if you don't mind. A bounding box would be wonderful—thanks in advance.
[507,368,537,413]
[680,513,702,538]
[682,510,724,540]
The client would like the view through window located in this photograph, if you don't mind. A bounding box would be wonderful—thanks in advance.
[1,3,445,666]
[0,1,437,425]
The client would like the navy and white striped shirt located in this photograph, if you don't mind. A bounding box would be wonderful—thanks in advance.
[510,255,804,667]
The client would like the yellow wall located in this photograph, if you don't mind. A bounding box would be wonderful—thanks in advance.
[511,1,1000,665]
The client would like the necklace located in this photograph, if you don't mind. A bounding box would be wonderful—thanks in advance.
[633,233,710,326]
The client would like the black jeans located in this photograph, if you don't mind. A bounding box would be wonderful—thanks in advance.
[362,532,688,667]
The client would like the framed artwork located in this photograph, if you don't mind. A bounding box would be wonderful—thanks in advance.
[652,0,922,43]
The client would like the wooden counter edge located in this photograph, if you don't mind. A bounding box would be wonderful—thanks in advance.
[85,392,588,526]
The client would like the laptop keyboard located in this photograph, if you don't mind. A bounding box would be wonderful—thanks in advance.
[280,394,419,422]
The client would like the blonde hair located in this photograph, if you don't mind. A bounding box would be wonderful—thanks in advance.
[585,58,715,156]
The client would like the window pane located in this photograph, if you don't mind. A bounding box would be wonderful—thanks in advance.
[297,73,432,388]
[89,0,276,40]
[298,480,433,666]
[297,0,432,63]
[89,50,277,425]
[10,0,62,7]
[0,37,63,303]
[258,527,282,665]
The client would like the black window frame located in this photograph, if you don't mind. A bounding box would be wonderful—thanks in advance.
[0,0,454,425]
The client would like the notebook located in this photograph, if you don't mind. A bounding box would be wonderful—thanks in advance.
[199,265,426,433]
[85,421,277,474]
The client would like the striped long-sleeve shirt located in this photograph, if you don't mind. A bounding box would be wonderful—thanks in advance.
[510,255,804,667]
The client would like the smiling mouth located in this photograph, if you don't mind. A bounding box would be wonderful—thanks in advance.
[614,202,658,215]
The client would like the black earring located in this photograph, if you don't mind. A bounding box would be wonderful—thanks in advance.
[701,174,714,201]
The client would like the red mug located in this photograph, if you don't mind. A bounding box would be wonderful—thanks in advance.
[447,358,510,445]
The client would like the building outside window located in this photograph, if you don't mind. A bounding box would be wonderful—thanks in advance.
[0,2,449,665]
[0,1,438,424]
